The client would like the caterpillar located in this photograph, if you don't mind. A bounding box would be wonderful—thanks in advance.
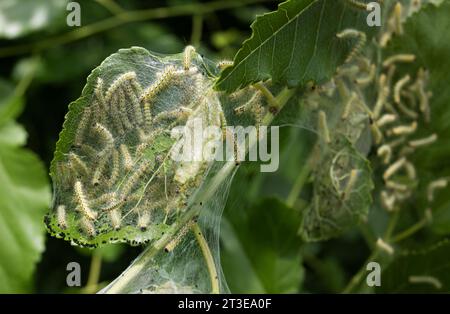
[217,60,233,70]
[427,179,448,202]
[56,205,67,229]
[394,75,411,104]
[120,160,153,198]
[370,123,383,145]
[143,102,152,125]
[80,216,96,238]
[342,169,359,201]
[375,114,397,128]
[79,144,99,158]
[92,123,115,149]
[396,101,418,119]
[376,238,394,255]
[119,144,133,171]
[94,77,106,110]
[74,181,97,220]
[383,54,415,68]
[336,29,366,63]
[183,45,196,70]
[164,219,195,252]
[92,151,111,186]
[153,107,193,123]
[137,209,151,231]
[409,134,438,148]
[68,152,89,176]
[109,93,126,136]
[91,192,117,207]
[383,157,406,181]
[341,92,358,120]
[373,74,389,119]
[124,79,144,125]
[409,276,442,290]
[404,161,416,180]
[389,121,417,136]
[386,180,408,192]
[74,106,91,146]
[381,190,396,211]
[104,71,137,104]
[377,145,392,164]
[318,110,331,144]
[393,2,403,35]
[109,209,121,230]
[117,88,133,130]
[108,150,120,187]
[355,64,376,87]
[141,65,177,103]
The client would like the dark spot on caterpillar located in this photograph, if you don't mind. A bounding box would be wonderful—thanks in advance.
[164,247,169,253]
[140,226,147,232]
[199,201,203,206]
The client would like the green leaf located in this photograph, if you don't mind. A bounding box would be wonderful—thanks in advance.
[221,198,303,293]
[0,78,25,127]
[0,122,51,293]
[0,0,67,39]
[215,0,373,92]
[383,1,450,235]
[377,240,450,292]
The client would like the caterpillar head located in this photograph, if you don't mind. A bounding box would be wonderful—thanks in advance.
[45,47,225,248]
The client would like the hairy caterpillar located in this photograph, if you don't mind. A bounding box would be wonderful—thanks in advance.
[355,64,376,87]
[80,216,96,237]
[109,209,121,230]
[393,2,403,35]
[389,121,417,136]
[74,181,97,220]
[164,219,195,252]
[143,102,152,125]
[119,144,133,171]
[373,74,389,119]
[92,151,111,186]
[104,72,137,104]
[68,152,89,176]
[377,145,392,164]
[108,150,120,187]
[56,205,67,229]
[117,88,133,130]
[342,169,359,201]
[137,209,151,231]
[93,123,115,149]
[120,160,153,198]
[381,190,396,211]
[386,180,408,192]
[217,60,233,70]
[409,276,442,290]
[183,45,196,70]
[141,65,177,103]
[336,29,366,63]
[404,161,416,180]
[74,107,91,146]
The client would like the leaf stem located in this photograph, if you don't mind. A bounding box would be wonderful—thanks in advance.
[190,14,204,47]
[0,0,272,58]
[391,217,428,243]
[192,223,220,293]
[83,252,102,294]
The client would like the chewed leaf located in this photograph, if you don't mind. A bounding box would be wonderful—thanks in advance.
[45,47,225,248]
[300,134,373,241]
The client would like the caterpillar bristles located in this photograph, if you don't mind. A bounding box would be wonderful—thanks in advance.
[92,151,111,186]
[57,205,67,229]
[104,71,137,104]
[94,77,106,109]
[183,45,196,70]
[109,209,121,230]
[153,107,193,123]
[92,123,115,149]
[108,150,120,187]
[141,65,177,103]
[117,88,133,130]
[409,134,438,148]
[164,220,195,252]
[119,144,133,171]
[68,152,89,176]
[109,93,126,135]
[143,102,152,125]
[383,157,406,181]
[123,81,144,125]
[336,29,366,63]
[74,181,97,220]
[137,209,151,231]
[318,110,331,144]
[80,216,96,238]
[341,92,358,120]
[427,179,448,202]
[74,107,91,146]
[383,54,416,68]
[394,75,410,104]
[217,60,233,70]
[120,160,153,198]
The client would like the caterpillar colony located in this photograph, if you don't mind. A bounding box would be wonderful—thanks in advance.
[45,46,241,248]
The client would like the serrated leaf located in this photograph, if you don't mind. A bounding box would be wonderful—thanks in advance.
[377,240,450,292]
[0,0,67,39]
[215,0,373,92]
[0,121,50,293]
